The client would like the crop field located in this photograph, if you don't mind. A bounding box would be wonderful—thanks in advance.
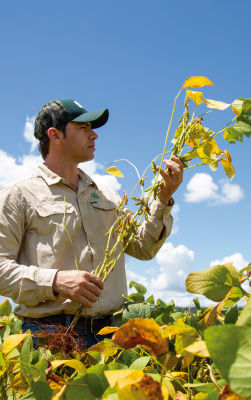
[0,262,250,400]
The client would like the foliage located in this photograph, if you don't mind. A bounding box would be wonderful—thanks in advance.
[0,261,250,399]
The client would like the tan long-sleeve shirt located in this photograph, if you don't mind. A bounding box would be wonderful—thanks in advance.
[0,164,173,318]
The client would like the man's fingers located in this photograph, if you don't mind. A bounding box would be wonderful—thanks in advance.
[88,274,104,290]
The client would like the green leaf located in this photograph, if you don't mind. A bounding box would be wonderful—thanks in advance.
[0,300,12,316]
[193,297,201,310]
[20,335,33,383]
[205,325,251,398]
[236,297,251,326]
[86,364,109,398]
[155,312,172,325]
[233,120,251,137]
[122,349,140,367]
[129,356,150,370]
[146,295,154,304]
[156,298,167,309]
[129,281,147,295]
[239,263,251,275]
[171,311,185,321]
[65,375,96,400]
[126,293,145,303]
[108,362,128,370]
[122,303,151,323]
[224,127,243,143]
[30,382,53,400]
[242,99,251,116]
[224,304,239,324]
[186,264,243,302]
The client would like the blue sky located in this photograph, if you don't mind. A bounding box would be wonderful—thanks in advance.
[0,0,250,307]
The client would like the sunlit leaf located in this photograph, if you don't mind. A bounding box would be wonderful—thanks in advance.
[97,326,119,335]
[183,340,210,358]
[236,297,251,326]
[232,99,245,116]
[224,150,232,162]
[220,158,235,180]
[129,281,147,295]
[186,90,203,105]
[104,369,144,389]
[219,384,246,400]
[186,264,243,302]
[112,318,169,355]
[51,359,86,373]
[204,98,230,110]
[0,299,12,316]
[88,339,119,357]
[2,333,29,355]
[209,160,218,171]
[106,166,124,177]
[205,325,251,398]
[182,76,214,89]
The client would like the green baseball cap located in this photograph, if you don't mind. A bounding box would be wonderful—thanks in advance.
[34,98,109,140]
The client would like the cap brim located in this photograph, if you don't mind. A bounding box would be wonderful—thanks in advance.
[72,109,109,129]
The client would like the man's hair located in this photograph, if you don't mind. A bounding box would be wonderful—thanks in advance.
[38,122,67,160]
[35,100,69,160]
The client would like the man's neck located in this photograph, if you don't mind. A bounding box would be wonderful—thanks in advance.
[44,158,79,191]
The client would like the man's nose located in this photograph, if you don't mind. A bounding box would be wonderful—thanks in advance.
[91,130,98,139]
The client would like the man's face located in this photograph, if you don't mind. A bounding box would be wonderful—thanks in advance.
[60,121,98,163]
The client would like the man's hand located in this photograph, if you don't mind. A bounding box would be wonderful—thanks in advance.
[53,270,104,308]
[156,156,184,205]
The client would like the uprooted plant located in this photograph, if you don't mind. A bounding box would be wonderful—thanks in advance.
[66,75,250,330]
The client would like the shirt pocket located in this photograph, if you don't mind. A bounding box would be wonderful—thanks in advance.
[88,199,118,235]
[33,201,77,236]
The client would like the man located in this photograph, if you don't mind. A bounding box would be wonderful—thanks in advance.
[0,99,183,347]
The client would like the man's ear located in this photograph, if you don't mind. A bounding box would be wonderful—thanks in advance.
[47,127,62,144]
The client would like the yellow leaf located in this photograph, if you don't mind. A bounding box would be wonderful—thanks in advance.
[232,99,244,116]
[52,385,67,400]
[183,340,210,358]
[204,98,230,110]
[182,76,214,89]
[50,359,86,374]
[2,333,29,355]
[112,318,169,355]
[97,326,119,335]
[185,138,200,148]
[186,90,203,105]
[104,369,144,389]
[209,160,218,171]
[206,138,222,155]
[12,373,28,395]
[117,374,164,400]
[106,166,124,177]
[220,158,235,180]
[88,339,119,357]
[224,150,232,162]
[175,391,187,400]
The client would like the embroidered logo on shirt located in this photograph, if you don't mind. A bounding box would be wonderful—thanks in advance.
[91,193,100,199]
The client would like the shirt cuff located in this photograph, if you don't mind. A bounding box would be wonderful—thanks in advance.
[150,197,174,219]
[36,268,59,301]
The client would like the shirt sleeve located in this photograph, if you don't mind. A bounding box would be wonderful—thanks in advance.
[124,197,174,260]
[0,185,58,306]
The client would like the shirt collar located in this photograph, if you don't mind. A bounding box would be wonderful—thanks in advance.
[36,163,98,189]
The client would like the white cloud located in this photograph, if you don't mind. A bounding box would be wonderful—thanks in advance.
[80,160,121,192]
[152,242,194,292]
[0,150,42,187]
[210,253,248,271]
[184,173,244,204]
[23,115,37,153]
